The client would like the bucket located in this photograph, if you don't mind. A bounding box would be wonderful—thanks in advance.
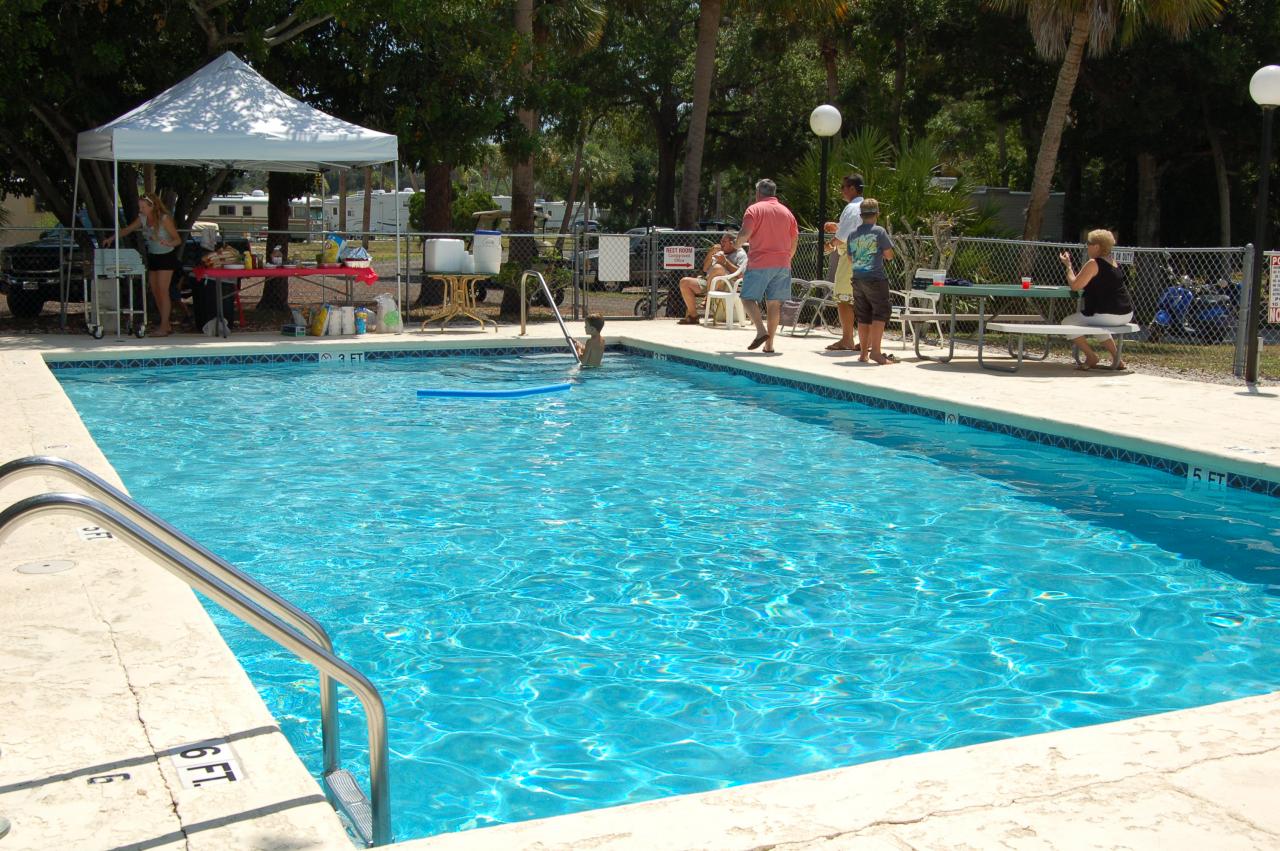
[473,230,502,275]
[424,238,465,273]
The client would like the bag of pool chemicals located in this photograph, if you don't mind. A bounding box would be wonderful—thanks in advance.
[374,293,403,333]
[309,304,332,336]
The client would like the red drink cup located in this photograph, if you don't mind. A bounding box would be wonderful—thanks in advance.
[1020,276,1032,289]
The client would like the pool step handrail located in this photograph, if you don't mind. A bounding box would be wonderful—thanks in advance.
[0,456,343,780]
[518,270,582,364]
[0,468,391,847]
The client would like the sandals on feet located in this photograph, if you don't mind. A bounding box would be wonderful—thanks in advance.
[747,332,769,350]
[825,341,856,351]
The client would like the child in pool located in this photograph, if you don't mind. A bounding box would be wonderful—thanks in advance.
[574,314,605,367]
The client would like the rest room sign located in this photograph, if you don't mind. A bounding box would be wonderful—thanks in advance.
[1269,255,1280,324]
[663,245,695,270]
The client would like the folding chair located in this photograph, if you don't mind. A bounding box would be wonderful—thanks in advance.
[782,278,842,337]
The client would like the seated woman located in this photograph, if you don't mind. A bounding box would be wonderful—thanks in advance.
[677,231,747,325]
[1058,228,1135,371]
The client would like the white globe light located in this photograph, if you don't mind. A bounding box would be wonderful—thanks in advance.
[809,104,842,137]
[1249,65,1280,107]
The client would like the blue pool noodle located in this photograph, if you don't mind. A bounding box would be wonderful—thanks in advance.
[417,382,572,399]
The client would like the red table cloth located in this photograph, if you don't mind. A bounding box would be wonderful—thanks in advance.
[193,265,379,285]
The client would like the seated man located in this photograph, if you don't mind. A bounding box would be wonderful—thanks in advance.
[677,231,747,325]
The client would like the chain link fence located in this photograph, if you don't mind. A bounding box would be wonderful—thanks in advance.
[0,224,568,332]
[2,221,1275,381]
[569,229,828,321]
[939,237,1265,377]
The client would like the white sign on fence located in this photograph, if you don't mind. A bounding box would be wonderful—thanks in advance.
[1112,248,1135,265]
[1269,255,1280,324]
[597,235,631,282]
[663,245,695,270]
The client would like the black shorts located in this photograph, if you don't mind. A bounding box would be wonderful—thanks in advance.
[147,250,181,272]
[853,275,892,324]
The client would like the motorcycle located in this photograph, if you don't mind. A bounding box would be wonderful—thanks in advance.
[1147,270,1239,345]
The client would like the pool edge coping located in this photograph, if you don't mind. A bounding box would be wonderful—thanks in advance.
[41,336,1280,498]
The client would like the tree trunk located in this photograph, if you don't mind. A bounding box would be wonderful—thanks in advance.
[361,166,373,248]
[678,0,722,229]
[257,171,294,310]
[510,0,538,265]
[555,129,587,254]
[338,170,347,231]
[423,162,453,232]
[654,106,682,225]
[891,35,907,145]
[1201,96,1231,246]
[819,33,838,102]
[1135,152,1162,247]
[1023,9,1091,241]
[174,169,231,232]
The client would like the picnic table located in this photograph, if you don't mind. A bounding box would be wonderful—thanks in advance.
[906,283,1074,368]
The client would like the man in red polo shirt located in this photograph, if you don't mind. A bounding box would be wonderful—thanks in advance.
[735,178,798,353]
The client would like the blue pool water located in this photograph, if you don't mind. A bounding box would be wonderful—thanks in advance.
[59,354,1280,840]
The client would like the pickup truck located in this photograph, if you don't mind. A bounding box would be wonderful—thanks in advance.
[0,227,90,318]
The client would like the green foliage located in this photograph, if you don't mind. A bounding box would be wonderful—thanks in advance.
[408,186,495,233]
[0,0,1272,252]
[783,128,981,235]
[451,187,496,232]
[408,192,427,233]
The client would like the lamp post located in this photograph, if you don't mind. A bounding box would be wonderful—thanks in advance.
[1246,65,1280,384]
[809,104,842,279]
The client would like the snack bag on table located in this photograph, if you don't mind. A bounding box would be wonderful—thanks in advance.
[201,245,243,268]
[321,233,345,265]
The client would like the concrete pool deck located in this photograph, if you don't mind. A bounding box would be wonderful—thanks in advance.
[0,321,1277,850]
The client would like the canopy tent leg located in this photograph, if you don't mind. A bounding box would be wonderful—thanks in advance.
[394,160,402,316]
[64,157,82,330]
[112,156,122,340]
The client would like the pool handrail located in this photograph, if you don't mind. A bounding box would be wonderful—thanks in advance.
[0,455,342,780]
[0,479,391,847]
[519,269,582,364]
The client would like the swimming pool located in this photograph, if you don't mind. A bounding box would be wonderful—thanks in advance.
[58,353,1280,841]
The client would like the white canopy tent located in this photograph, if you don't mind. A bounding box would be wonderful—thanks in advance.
[71,52,404,328]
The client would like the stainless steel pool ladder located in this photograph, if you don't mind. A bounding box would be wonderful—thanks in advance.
[519,270,583,364]
[0,456,391,847]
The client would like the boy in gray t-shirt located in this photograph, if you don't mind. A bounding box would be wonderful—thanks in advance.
[844,199,897,365]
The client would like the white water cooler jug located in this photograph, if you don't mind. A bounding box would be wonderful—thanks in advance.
[473,230,502,275]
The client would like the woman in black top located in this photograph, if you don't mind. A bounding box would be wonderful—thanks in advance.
[1058,228,1135,371]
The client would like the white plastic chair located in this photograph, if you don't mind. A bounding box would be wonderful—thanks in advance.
[703,265,748,328]
[890,268,947,349]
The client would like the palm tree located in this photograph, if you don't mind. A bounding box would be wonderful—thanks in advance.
[510,0,606,236]
[677,0,723,229]
[679,0,848,229]
[987,0,1223,240]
